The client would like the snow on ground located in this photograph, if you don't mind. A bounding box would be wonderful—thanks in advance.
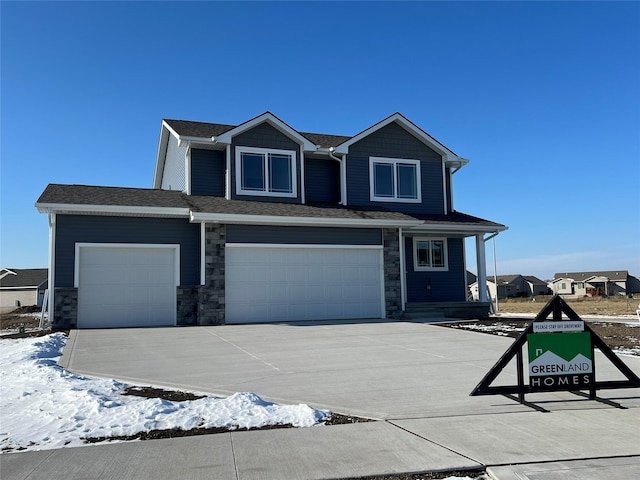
[448,323,523,336]
[0,333,329,453]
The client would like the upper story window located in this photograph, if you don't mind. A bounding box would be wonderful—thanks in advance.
[413,237,448,271]
[236,147,297,198]
[369,157,421,203]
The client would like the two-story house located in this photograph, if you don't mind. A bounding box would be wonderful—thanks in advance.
[36,112,507,329]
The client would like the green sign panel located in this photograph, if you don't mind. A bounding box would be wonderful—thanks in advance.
[527,332,593,391]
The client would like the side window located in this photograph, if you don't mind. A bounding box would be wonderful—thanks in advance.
[236,147,296,198]
[369,157,421,203]
[413,237,448,271]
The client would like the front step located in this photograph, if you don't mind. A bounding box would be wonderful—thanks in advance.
[404,302,491,320]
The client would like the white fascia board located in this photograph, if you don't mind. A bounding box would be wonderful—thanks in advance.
[36,202,190,217]
[333,113,460,161]
[407,223,508,234]
[153,123,172,188]
[190,211,423,228]
[0,284,40,290]
[215,112,317,151]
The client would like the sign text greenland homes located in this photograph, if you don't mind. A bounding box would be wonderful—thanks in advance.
[528,321,593,390]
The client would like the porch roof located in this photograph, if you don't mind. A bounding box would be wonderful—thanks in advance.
[36,184,506,233]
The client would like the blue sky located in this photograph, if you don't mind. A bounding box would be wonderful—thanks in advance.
[2,1,639,280]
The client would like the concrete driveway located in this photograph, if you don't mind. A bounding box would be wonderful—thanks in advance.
[5,320,640,480]
[60,320,640,419]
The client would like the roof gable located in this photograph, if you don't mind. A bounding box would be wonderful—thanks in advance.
[332,113,467,167]
[215,112,316,151]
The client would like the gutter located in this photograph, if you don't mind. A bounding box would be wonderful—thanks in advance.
[190,211,423,228]
[327,147,347,206]
[35,203,191,217]
[407,223,508,234]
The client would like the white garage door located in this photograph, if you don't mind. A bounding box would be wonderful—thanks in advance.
[76,244,178,328]
[225,245,383,324]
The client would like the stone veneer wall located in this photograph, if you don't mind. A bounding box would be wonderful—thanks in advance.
[53,287,78,330]
[198,224,226,325]
[383,228,402,318]
[176,286,199,326]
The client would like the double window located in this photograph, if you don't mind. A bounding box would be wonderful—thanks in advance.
[369,157,421,203]
[413,237,448,271]
[236,147,296,197]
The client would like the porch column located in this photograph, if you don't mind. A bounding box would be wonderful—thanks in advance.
[475,234,488,302]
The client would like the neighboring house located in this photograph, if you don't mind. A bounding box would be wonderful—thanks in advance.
[36,112,506,329]
[470,274,549,300]
[550,271,640,296]
[523,276,550,296]
[0,268,48,313]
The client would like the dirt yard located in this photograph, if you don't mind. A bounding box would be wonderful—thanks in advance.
[495,295,639,317]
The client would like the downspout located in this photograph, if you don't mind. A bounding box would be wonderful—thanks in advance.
[48,211,56,327]
[328,148,347,206]
[441,161,448,214]
[200,222,206,286]
[300,145,305,204]
[225,144,231,200]
[184,141,192,194]
[399,227,406,311]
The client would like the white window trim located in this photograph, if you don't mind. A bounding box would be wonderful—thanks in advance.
[413,237,448,271]
[235,146,297,198]
[369,157,422,203]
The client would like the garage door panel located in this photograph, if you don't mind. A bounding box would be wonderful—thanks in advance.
[77,246,177,328]
[226,246,382,324]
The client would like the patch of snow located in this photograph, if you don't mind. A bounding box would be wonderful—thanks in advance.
[614,346,640,357]
[0,334,330,453]
[451,323,524,334]
[441,476,490,480]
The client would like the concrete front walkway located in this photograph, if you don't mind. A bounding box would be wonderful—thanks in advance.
[3,320,640,479]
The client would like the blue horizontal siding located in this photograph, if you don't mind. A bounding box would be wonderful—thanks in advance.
[305,157,340,204]
[405,237,466,302]
[55,215,200,287]
[226,225,382,245]
[191,149,225,196]
[346,121,445,214]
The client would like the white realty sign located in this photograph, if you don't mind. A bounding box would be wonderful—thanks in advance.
[533,321,584,333]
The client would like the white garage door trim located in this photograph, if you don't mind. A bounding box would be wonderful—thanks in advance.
[225,243,385,324]
[74,243,180,328]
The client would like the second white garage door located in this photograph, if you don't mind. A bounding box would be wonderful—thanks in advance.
[225,245,384,323]
[76,244,179,328]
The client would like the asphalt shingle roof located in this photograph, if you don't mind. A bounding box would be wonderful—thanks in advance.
[0,269,48,288]
[412,211,505,229]
[164,119,235,139]
[36,184,505,229]
[37,184,188,209]
[553,271,629,281]
[523,275,547,285]
[164,119,352,148]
